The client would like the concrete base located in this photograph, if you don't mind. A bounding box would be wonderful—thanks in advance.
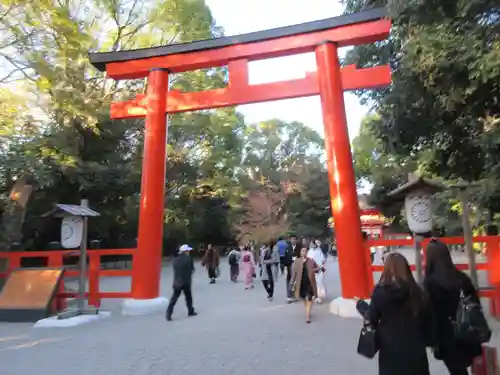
[121,297,168,316]
[33,311,111,328]
[329,297,370,319]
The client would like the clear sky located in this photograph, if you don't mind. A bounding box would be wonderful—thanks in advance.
[205,0,369,140]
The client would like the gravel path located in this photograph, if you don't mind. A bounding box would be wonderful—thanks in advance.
[0,256,497,375]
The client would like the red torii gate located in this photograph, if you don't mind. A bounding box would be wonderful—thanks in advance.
[89,7,392,304]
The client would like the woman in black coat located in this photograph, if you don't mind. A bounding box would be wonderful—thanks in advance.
[357,252,435,375]
[423,239,482,375]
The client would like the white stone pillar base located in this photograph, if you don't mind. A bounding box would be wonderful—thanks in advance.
[329,297,371,319]
[33,311,112,328]
[121,297,168,316]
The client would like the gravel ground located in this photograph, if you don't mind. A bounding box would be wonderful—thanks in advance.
[0,254,497,375]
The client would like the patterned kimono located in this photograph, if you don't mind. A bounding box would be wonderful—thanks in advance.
[240,250,255,288]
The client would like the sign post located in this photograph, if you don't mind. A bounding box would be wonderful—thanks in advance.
[42,202,100,319]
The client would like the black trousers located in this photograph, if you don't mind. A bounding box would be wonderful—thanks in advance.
[230,264,239,281]
[166,285,194,317]
[262,267,274,298]
[444,360,468,375]
[208,267,216,279]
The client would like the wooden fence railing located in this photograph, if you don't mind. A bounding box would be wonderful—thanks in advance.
[367,236,500,319]
[0,248,135,308]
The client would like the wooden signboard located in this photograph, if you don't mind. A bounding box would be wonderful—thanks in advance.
[0,268,65,322]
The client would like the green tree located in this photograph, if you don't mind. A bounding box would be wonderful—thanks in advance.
[343,0,500,218]
[0,0,239,250]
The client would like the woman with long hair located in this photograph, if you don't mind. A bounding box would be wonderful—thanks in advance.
[423,240,482,375]
[259,241,280,301]
[290,247,318,323]
[356,253,434,375]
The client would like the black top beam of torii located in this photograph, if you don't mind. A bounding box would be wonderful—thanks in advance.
[89,7,387,71]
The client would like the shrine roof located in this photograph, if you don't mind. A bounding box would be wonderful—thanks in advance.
[89,7,387,72]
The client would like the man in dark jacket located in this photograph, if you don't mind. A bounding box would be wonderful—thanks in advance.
[166,244,197,321]
[284,235,300,302]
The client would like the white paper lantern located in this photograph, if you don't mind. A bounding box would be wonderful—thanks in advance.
[61,216,83,249]
[404,192,433,234]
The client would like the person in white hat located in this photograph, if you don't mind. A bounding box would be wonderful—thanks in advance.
[166,244,197,321]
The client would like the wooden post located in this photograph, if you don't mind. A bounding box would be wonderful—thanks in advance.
[77,199,89,311]
[414,234,423,284]
[458,187,478,287]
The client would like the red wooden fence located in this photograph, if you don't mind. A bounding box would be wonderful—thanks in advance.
[0,249,135,308]
[367,236,500,318]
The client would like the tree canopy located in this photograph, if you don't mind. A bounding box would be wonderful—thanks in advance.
[347,0,500,233]
[0,0,331,252]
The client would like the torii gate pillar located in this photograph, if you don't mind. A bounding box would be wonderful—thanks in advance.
[132,68,169,300]
[316,42,372,299]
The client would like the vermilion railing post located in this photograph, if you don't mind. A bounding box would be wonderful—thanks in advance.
[486,238,500,319]
[88,253,100,307]
[47,252,66,312]
[8,254,21,272]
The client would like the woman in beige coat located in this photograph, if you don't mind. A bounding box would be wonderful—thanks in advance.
[290,247,319,323]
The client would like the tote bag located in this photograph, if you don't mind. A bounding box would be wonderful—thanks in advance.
[357,322,378,359]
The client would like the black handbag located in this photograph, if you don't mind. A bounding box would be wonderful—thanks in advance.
[357,322,378,359]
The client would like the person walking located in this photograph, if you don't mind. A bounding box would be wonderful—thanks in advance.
[308,239,327,303]
[423,239,483,375]
[259,241,280,301]
[319,239,329,261]
[284,234,299,303]
[290,247,318,323]
[271,241,280,281]
[356,252,435,375]
[166,244,197,321]
[228,246,241,282]
[276,237,288,275]
[240,245,255,289]
[201,244,220,284]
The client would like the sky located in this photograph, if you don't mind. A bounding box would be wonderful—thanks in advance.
[205,0,370,140]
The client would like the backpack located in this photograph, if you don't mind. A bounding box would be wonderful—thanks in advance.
[228,252,238,266]
[453,290,491,345]
[243,254,251,263]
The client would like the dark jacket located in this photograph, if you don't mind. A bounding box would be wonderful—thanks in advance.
[366,283,434,375]
[423,270,482,367]
[172,253,194,289]
[201,248,220,270]
[282,243,299,265]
